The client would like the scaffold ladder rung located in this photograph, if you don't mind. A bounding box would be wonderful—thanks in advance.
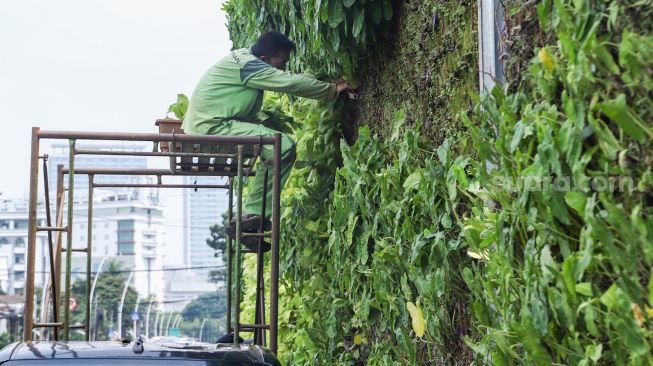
[37,226,68,232]
[241,232,271,238]
[33,322,63,328]
[239,323,270,331]
[62,248,88,253]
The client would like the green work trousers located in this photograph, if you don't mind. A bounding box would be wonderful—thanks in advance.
[206,119,296,218]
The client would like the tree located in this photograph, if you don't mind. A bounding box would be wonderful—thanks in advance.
[180,292,227,322]
[70,259,139,340]
[206,212,229,257]
[206,212,229,285]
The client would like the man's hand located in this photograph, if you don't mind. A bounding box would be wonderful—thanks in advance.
[335,80,351,93]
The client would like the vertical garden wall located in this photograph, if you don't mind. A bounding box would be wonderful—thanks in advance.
[222,0,653,364]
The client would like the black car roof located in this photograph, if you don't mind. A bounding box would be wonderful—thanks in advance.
[0,341,280,365]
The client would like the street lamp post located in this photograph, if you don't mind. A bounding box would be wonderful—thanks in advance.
[116,270,134,338]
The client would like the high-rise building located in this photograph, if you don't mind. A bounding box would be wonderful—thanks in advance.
[0,199,49,295]
[0,194,166,301]
[182,176,228,275]
[47,143,152,202]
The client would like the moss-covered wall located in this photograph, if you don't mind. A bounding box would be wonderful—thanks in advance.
[355,0,478,144]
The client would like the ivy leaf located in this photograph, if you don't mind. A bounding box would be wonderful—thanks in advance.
[353,7,365,38]
[167,93,189,120]
[314,0,323,32]
[328,0,345,28]
[612,318,649,356]
[585,344,602,363]
[368,1,383,24]
[575,283,593,297]
[538,47,556,72]
[382,0,393,21]
[597,94,652,142]
[331,29,341,50]
[344,0,356,8]
[600,284,620,309]
[564,192,587,216]
[406,302,425,338]
[390,109,406,141]
[403,170,422,191]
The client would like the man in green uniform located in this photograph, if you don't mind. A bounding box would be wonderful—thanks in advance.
[182,31,349,245]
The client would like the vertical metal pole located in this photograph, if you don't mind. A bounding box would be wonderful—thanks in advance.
[42,156,59,340]
[234,146,243,345]
[254,162,269,346]
[24,127,40,341]
[153,311,160,337]
[89,256,107,340]
[270,134,281,354]
[54,164,64,341]
[226,177,233,333]
[145,297,154,339]
[64,139,76,340]
[117,270,134,338]
[199,318,207,342]
[164,312,173,336]
[85,174,94,341]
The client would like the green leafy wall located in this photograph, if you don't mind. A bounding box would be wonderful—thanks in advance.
[223,0,653,364]
[355,0,478,144]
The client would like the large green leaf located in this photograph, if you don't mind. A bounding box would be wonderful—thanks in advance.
[328,0,345,28]
[597,94,652,142]
[353,7,365,38]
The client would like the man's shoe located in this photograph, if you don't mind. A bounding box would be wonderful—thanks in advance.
[225,214,272,253]
[228,214,271,232]
[225,214,271,237]
[240,236,271,253]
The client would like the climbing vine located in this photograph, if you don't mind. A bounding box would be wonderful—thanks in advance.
[223,0,393,80]
[220,0,653,364]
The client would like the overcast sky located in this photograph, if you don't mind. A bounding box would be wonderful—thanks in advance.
[0,0,231,198]
[0,0,233,266]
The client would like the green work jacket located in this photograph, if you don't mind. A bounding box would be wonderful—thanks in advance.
[182,48,337,134]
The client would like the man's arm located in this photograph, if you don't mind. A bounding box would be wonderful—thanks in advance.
[241,61,341,100]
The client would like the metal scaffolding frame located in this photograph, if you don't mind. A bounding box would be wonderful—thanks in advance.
[24,126,283,354]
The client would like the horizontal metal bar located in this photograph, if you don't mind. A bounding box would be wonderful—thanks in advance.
[241,232,271,238]
[37,226,68,232]
[32,322,64,328]
[92,183,230,189]
[38,130,275,145]
[239,323,270,330]
[69,324,85,329]
[62,248,87,253]
[62,168,255,177]
[75,149,237,159]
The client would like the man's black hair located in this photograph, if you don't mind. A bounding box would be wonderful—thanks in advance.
[251,31,296,58]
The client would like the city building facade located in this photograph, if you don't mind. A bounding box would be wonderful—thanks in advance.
[182,176,227,274]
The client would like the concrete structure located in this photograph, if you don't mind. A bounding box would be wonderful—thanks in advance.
[0,200,49,295]
[182,176,227,275]
[67,191,166,301]
[47,143,152,202]
[0,194,166,301]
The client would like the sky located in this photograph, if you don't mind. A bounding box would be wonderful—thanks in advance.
[0,0,233,266]
[0,0,231,198]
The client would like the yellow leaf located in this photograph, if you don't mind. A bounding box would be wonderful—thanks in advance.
[406,301,425,338]
[632,303,645,328]
[538,48,555,72]
[466,250,489,261]
[353,334,362,345]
